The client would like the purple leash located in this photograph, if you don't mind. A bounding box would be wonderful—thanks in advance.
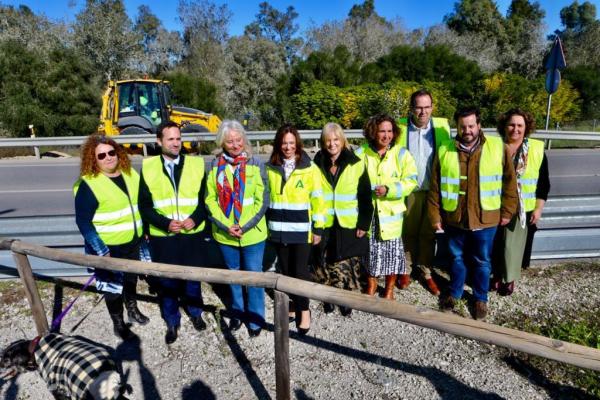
[50,274,96,332]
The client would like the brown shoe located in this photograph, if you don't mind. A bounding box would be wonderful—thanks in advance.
[396,274,411,289]
[424,278,441,296]
[474,301,488,320]
[365,276,378,296]
[439,295,455,312]
[383,275,396,300]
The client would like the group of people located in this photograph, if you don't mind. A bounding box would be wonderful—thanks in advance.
[74,89,550,345]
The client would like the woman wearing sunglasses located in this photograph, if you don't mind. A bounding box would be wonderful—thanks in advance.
[74,134,150,340]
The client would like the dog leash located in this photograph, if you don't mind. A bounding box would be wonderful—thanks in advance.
[50,274,96,332]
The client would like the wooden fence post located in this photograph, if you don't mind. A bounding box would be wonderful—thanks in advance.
[274,290,290,400]
[12,252,49,335]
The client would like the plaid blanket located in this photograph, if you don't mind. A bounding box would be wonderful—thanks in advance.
[33,333,117,400]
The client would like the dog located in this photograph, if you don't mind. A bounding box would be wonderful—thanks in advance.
[1,333,128,400]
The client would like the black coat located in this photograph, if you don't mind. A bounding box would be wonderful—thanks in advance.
[312,148,373,263]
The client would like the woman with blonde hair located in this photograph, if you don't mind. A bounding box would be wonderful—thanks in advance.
[311,122,373,316]
[74,134,150,340]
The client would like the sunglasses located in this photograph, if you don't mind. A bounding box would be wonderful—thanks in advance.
[97,150,116,160]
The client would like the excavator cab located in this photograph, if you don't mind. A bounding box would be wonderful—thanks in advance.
[99,78,221,152]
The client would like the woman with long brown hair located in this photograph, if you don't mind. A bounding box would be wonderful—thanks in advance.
[74,134,150,340]
[492,108,550,295]
[355,114,418,300]
[266,124,325,335]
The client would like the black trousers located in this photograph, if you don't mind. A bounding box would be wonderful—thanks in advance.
[103,242,141,316]
[276,242,312,311]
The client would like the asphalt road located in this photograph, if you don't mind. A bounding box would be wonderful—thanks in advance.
[0,149,599,218]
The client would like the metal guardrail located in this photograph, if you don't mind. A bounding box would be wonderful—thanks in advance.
[1,196,599,279]
[1,129,599,148]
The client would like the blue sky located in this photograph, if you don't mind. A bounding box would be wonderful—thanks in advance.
[3,0,598,36]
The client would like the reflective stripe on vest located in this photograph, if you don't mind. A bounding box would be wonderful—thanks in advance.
[75,171,142,246]
[518,139,544,212]
[320,160,365,228]
[438,136,504,211]
[266,163,323,243]
[357,143,416,240]
[142,156,205,236]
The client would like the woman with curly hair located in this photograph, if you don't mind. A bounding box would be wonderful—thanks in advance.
[355,114,417,300]
[492,108,550,295]
[74,134,150,340]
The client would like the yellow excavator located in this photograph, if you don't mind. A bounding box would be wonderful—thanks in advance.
[98,78,221,151]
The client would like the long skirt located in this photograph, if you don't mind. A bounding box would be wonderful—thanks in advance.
[362,216,406,277]
[493,214,528,283]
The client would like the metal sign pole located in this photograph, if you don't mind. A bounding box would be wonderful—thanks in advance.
[545,94,553,131]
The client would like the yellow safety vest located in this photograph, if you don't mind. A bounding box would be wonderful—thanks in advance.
[266,161,325,243]
[205,157,268,246]
[355,143,418,240]
[141,155,205,237]
[320,159,365,229]
[74,171,143,246]
[397,117,451,150]
[519,139,544,212]
[438,136,504,212]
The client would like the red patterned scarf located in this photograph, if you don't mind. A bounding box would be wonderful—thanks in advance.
[217,152,247,223]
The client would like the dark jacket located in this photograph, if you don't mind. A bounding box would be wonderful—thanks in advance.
[313,148,372,262]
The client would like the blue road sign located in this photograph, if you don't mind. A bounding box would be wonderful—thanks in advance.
[545,37,566,71]
[546,69,561,94]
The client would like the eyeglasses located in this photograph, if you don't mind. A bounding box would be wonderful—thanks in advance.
[413,106,432,112]
[97,150,116,160]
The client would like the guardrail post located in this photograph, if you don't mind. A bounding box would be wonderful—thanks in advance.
[142,144,148,157]
[12,251,49,335]
[29,125,40,159]
[274,290,290,400]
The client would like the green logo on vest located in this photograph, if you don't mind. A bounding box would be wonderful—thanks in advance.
[391,171,398,178]
[295,180,304,189]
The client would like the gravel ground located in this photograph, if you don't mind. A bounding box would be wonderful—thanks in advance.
[1,261,598,400]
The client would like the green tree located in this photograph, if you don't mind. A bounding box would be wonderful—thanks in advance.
[560,0,597,31]
[557,1,600,67]
[224,35,287,128]
[291,81,345,129]
[244,2,302,65]
[361,45,483,102]
[163,70,223,116]
[0,40,100,137]
[503,0,546,77]
[133,5,183,75]
[0,4,70,53]
[481,72,581,127]
[289,46,361,93]
[444,0,506,40]
[178,0,231,101]
[563,65,600,119]
[73,0,140,80]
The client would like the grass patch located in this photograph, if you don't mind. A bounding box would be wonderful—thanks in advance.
[498,309,600,397]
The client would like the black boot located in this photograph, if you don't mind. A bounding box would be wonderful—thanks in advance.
[125,298,150,325]
[110,312,136,341]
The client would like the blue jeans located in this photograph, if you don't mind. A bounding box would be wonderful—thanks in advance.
[160,278,203,328]
[446,225,497,303]
[219,241,266,330]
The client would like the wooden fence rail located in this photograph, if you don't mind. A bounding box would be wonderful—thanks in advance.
[2,238,600,400]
